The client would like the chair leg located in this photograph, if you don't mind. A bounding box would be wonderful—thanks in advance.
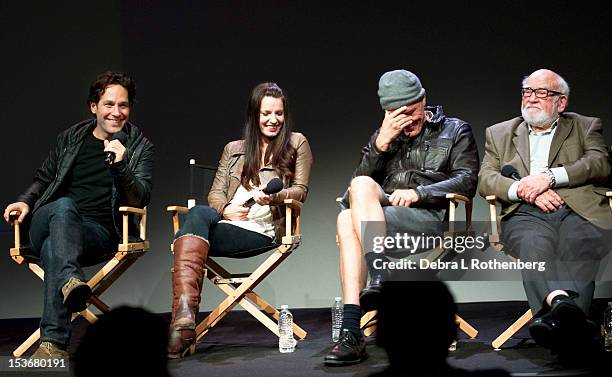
[359,312,477,339]
[492,309,533,349]
[456,315,478,338]
[195,252,289,340]
[195,247,304,342]
[13,254,141,357]
[89,295,111,314]
[361,310,378,337]
[12,308,99,357]
[245,292,307,339]
[13,328,40,357]
[425,247,446,263]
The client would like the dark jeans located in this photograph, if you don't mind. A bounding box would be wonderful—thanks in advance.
[175,205,274,258]
[29,197,117,346]
[502,204,610,316]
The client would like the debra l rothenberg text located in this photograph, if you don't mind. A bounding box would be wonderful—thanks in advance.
[373,258,547,272]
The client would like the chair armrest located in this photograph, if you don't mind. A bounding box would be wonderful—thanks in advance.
[445,193,471,203]
[283,200,303,244]
[9,210,20,222]
[283,199,303,209]
[117,206,147,244]
[118,206,146,215]
[167,205,190,214]
[483,195,503,250]
[445,193,473,226]
[485,195,497,205]
[166,205,189,238]
[9,211,22,250]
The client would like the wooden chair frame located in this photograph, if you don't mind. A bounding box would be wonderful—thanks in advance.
[9,207,149,357]
[336,193,479,340]
[486,191,612,350]
[166,160,307,344]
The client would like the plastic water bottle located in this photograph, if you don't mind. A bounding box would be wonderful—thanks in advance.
[604,302,612,352]
[278,305,296,353]
[331,297,343,342]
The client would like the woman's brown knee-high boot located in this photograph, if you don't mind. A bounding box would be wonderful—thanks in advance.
[167,235,209,358]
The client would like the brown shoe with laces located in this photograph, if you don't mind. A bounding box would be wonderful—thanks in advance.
[30,341,68,360]
[61,277,92,313]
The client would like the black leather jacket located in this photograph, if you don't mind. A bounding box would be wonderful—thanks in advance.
[17,119,154,240]
[353,106,479,209]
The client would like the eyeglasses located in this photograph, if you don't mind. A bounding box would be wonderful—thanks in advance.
[521,87,565,98]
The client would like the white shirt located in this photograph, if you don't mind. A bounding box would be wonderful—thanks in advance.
[507,120,569,202]
[218,184,275,239]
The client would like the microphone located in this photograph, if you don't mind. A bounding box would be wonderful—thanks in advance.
[501,165,521,181]
[244,178,284,208]
[105,131,128,165]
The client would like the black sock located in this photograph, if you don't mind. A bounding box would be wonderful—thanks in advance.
[342,304,362,337]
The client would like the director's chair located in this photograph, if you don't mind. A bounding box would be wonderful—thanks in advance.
[166,159,307,345]
[336,192,479,340]
[8,206,149,357]
[486,191,612,349]
[484,195,533,350]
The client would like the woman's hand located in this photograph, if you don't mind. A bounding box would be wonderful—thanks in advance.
[252,189,272,205]
[222,202,249,221]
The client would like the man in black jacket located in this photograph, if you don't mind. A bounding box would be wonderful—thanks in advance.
[324,70,479,366]
[3,71,154,360]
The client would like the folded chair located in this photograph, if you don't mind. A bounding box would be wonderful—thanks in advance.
[336,193,479,340]
[8,206,149,357]
[486,191,612,350]
[166,159,307,344]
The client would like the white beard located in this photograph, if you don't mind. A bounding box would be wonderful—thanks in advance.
[521,104,558,128]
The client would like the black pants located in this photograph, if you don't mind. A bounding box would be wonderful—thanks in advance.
[502,204,610,316]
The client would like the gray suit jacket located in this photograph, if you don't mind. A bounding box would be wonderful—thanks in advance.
[479,112,611,229]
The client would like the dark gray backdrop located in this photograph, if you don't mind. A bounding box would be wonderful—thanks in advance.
[1,1,611,318]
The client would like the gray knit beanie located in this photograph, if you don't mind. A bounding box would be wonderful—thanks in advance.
[378,69,426,110]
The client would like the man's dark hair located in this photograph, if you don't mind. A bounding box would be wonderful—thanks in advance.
[87,71,136,106]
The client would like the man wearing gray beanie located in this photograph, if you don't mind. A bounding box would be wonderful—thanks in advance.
[325,69,480,366]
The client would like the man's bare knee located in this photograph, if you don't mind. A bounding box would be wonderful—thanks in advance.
[349,176,380,202]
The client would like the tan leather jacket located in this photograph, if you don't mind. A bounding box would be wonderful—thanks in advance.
[208,132,313,240]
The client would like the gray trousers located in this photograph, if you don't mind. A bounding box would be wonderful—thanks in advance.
[501,204,609,316]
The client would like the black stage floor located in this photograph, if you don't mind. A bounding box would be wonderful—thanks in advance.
[0,301,609,376]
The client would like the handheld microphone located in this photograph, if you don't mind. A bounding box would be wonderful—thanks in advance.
[105,131,128,165]
[243,178,284,208]
[501,165,521,181]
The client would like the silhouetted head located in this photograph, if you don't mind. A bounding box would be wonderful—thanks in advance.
[73,306,170,377]
[376,281,457,369]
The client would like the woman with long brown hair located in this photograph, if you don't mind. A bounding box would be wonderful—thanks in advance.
[167,82,313,358]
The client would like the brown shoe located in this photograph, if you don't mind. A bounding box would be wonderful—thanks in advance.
[61,277,92,313]
[30,341,68,360]
[167,235,209,358]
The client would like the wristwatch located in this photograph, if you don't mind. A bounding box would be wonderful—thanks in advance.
[544,169,556,188]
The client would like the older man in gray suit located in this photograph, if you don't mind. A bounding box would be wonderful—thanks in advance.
[479,69,611,354]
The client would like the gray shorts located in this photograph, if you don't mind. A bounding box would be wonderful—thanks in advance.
[340,185,446,255]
